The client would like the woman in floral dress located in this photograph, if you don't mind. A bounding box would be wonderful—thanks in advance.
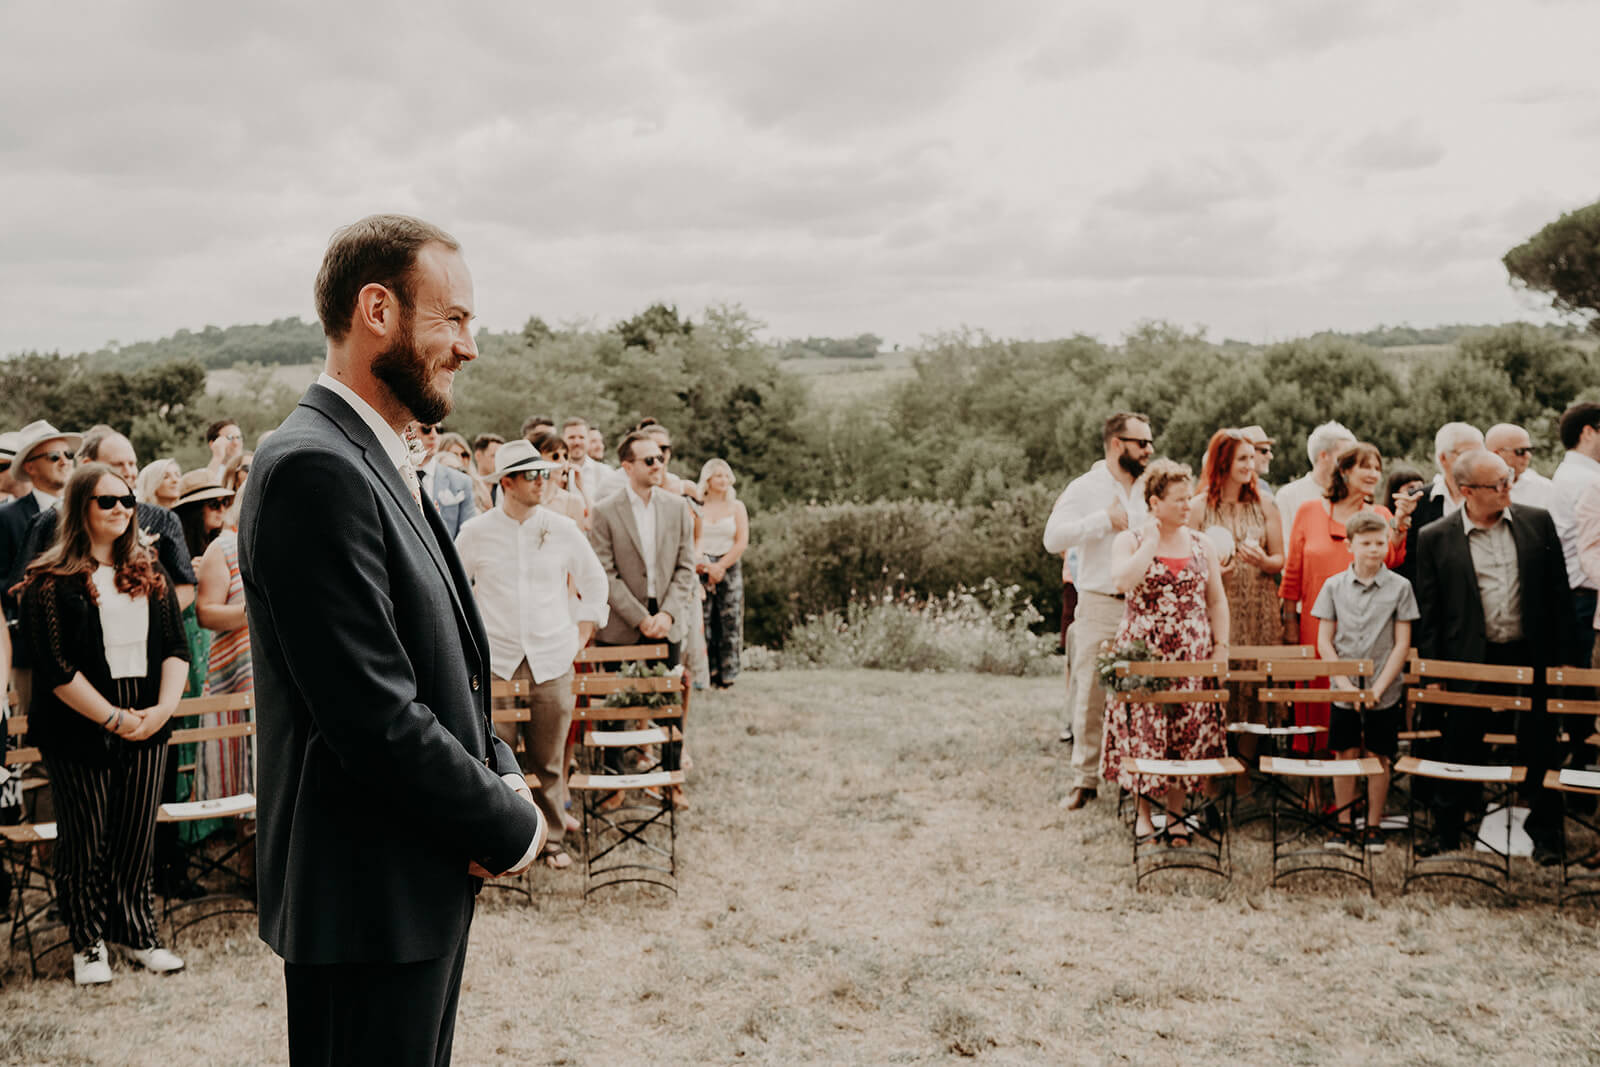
[1102,459,1231,845]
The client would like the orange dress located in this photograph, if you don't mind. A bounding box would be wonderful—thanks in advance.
[1278,499,1405,752]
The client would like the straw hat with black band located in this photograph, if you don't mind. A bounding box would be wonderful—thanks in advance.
[12,419,83,465]
[174,470,236,508]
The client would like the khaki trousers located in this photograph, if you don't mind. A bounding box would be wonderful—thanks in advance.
[492,660,575,847]
[1065,591,1126,791]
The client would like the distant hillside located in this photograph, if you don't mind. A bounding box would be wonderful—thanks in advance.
[77,317,325,371]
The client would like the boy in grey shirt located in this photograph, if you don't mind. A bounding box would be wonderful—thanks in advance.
[1311,512,1420,853]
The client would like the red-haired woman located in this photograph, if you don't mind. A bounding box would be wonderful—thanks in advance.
[1188,429,1284,728]
[1279,443,1414,752]
[15,463,190,985]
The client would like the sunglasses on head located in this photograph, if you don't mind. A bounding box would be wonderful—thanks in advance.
[91,493,136,511]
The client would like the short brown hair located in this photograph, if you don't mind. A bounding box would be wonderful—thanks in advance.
[313,214,460,343]
[1103,411,1152,446]
[1142,457,1192,505]
[1326,442,1383,504]
[1345,512,1389,540]
[617,430,654,464]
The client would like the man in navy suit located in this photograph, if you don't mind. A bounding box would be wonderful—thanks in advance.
[239,215,544,1066]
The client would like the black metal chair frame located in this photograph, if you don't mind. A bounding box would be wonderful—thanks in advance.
[1541,666,1600,907]
[1259,755,1381,895]
[1223,645,1316,826]
[2,821,70,978]
[1236,658,1373,830]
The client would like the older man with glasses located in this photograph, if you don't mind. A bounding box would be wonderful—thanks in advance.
[1043,412,1154,811]
[1486,422,1553,511]
[455,440,608,871]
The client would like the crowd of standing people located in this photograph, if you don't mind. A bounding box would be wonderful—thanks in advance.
[0,219,748,993]
[1048,404,1600,863]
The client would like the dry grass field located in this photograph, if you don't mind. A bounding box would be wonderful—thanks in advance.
[5,668,1600,1065]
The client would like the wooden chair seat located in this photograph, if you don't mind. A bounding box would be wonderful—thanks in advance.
[569,769,686,792]
[582,725,682,748]
[1122,756,1244,778]
[1259,755,1384,778]
[1393,755,1527,785]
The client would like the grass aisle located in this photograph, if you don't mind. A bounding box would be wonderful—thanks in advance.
[4,669,1599,1064]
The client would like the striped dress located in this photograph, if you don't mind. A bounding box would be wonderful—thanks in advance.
[197,530,254,799]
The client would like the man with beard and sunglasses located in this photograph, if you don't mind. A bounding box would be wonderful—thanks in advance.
[238,215,543,1066]
[1043,412,1154,812]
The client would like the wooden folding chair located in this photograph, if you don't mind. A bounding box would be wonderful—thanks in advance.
[1395,658,1532,897]
[1541,666,1600,905]
[1225,645,1316,824]
[157,693,257,941]
[0,717,69,978]
[1108,659,1239,888]
[569,656,688,897]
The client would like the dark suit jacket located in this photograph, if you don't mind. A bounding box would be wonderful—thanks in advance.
[238,384,540,966]
[1414,503,1577,669]
[0,493,42,622]
[588,487,698,646]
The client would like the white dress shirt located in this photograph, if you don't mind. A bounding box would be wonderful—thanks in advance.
[30,487,60,512]
[627,485,659,600]
[1549,450,1600,590]
[1042,460,1148,597]
[1273,474,1322,550]
[455,505,609,683]
[317,373,540,869]
[1510,468,1554,511]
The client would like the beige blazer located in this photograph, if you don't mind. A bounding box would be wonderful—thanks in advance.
[588,487,698,645]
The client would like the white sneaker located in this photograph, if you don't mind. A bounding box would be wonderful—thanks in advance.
[117,944,185,974]
[73,941,113,986]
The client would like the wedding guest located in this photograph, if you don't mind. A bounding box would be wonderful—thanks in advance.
[697,459,748,689]
[1103,459,1230,845]
[1397,422,1482,584]
[1274,421,1355,548]
[16,463,189,983]
[136,458,182,510]
[195,495,254,803]
[1487,423,1553,510]
[203,420,243,483]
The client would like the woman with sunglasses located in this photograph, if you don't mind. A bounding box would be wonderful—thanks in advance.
[15,464,190,984]
[529,428,589,527]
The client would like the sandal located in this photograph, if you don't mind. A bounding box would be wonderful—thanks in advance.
[539,844,573,871]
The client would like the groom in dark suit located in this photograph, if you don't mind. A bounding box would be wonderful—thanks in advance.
[239,215,544,1066]
[1413,448,1576,863]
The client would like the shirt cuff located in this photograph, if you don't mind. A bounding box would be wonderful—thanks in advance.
[502,774,544,873]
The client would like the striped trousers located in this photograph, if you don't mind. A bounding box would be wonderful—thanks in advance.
[44,718,168,952]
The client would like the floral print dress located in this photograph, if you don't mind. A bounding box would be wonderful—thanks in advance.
[1100,528,1226,798]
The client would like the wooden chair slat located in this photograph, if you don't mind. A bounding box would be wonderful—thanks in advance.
[1413,658,1533,685]
[5,746,41,765]
[1548,698,1600,717]
[1410,690,1528,712]
[575,644,669,664]
[1115,660,1222,679]
[572,704,685,723]
[573,675,684,695]
[1108,688,1231,704]
[1229,644,1315,660]
[490,679,530,698]
[6,715,26,737]
[1259,659,1374,679]
[1547,666,1600,687]
[168,722,256,745]
[1259,688,1376,704]
[173,693,254,718]
[490,707,531,723]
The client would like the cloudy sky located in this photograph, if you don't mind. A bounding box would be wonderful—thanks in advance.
[4,0,1597,355]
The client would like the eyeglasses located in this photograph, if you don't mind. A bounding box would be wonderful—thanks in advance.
[517,468,552,481]
[91,494,136,510]
[1461,478,1513,492]
[1498,447,1535,457]
[416,425,440,436]
[35,450,75,463]
[1117,436,1154,448]
[221,432,243,443]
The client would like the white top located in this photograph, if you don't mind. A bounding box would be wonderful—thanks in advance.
[455,505,610,683]
[91,565,148,679]
[701,513,738,558]
[1549,450,1600,590]
[318,373,539,867]
[1273,475,1322,549]
[1511,468,1555,511]
[627,486,659,599]
[1041,460,1148,597]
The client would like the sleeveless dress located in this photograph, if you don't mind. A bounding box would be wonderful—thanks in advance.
[197,530,255,799]
[1202,498,1278,723]
[1100,529,1226,798]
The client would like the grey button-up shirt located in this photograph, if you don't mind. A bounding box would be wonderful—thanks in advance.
[1310,565,1421,709]
[1463,507,1522,644]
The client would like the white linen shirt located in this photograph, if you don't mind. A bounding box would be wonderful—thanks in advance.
[627,486,659,600]
[1510,468,1554,511]
[1549,450,1600,590]
[1042,460,1148,597]
[455,505,609,683]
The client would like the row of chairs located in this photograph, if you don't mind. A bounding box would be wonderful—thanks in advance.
[1107,646,1600,903]
[2,693,256,978]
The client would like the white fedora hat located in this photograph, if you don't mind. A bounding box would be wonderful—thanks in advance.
[490,439,558,481]
[13,420,83,464]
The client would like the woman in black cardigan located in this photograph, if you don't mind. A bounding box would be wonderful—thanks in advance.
[14,463,189,985]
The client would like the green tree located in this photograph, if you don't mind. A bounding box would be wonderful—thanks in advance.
[615,302,693,351]
[1504,200,1600,329]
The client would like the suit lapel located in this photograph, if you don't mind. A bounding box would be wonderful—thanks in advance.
[300,386,482,665]
[614,492,648,567]
[651,492,675,586]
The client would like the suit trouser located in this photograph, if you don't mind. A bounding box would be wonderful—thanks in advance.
[1065,591,1125,791]
[283,908,472,1067]
[43,738,168,953]
[492,659,573,847]
[599,603,681,774]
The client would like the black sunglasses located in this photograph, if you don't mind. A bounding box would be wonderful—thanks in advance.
[1117,436,1154,448]
[37,450,75,463]
[416,425,440,436]
[518,468,552,481]
[91,493,136,510]
[1502,447,1534,457]
[638,455,664,467]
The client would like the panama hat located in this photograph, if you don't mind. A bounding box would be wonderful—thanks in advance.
[12,420,83,464]
[174,470,236,507]
[490,439,558,481]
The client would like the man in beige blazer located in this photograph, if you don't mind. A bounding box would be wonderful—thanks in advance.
[588,430,698,662]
